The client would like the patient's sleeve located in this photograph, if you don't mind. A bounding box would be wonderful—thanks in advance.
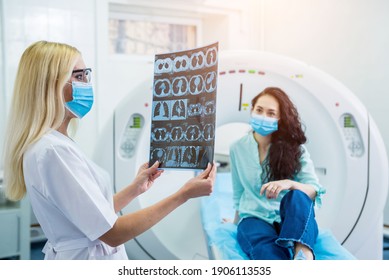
[294,145,326,208]
[229,147,244,210]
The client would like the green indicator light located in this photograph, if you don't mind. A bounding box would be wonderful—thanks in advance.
[248,70,256,74]
[344,116,355,128]
[132,116,141,128]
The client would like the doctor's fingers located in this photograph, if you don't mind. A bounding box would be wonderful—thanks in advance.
[191,179,213,197]
[136,162,152,174]
[149,161,160,170]
[208,162,217,180]
[142,161,151,168]
[197,162,215,179]
[136,163,163,182]
[142,161,160,174]
[150,169,164,181]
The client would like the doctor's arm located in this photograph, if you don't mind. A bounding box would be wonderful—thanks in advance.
[100,163,216,247]
[113,161,163,213]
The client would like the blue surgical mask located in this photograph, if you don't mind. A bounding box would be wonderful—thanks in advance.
[65,81,94,118]
[250,113,278,136]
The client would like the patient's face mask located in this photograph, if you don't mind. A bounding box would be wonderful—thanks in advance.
[250,113,278,136]
[65,81,94,119]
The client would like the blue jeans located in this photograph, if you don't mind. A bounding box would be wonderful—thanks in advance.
[237,190,318,260]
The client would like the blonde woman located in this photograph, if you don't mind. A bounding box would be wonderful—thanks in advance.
[3,41,216,260]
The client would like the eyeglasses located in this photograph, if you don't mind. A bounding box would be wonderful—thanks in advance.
[71,68,92,83]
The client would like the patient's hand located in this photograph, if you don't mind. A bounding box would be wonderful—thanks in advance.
[222,218,233,224]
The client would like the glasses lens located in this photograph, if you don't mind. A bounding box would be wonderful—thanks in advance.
[84,69,92,83]
[72,68,92,83]
[84,68,92,83]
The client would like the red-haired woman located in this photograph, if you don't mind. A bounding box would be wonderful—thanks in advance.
[230,87,326,260]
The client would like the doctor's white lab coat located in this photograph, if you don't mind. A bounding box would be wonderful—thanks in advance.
[23,130,128,260]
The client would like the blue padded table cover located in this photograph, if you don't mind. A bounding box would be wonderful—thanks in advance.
[200,172,356,260]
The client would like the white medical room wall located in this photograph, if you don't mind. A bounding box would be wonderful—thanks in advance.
[0,0,98,157]
[0,0,4,171]
[256,0,389,228]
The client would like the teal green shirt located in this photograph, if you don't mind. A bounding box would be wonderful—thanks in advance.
[230,132,326,224]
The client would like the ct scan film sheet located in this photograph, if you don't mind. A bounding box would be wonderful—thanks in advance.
[149,42,218,170]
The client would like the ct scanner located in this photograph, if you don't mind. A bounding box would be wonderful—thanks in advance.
[95,51,388,260]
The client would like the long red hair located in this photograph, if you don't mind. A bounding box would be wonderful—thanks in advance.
[251,87,306,182]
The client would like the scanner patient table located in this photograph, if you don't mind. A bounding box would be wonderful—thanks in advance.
[200,173,356,260]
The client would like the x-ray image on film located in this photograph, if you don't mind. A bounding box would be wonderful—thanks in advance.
[149,42,218,170]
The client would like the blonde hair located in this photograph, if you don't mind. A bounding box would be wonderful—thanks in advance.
[3,41,81,201]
